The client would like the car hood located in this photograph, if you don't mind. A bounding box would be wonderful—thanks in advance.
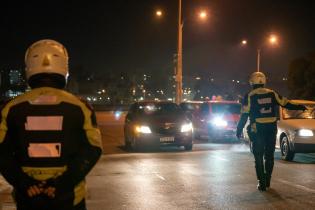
[279,119,315,130]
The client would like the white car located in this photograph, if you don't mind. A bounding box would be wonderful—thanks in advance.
[277,100,315,161]
[242,100,315,161]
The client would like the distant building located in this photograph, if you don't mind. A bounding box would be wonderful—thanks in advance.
[0,69,26,98]
[9,69,24,85]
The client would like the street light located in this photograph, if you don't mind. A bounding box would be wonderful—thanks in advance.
[269,34,278,45]
[156,10,163,17]
[176,0,208,104]
[241,34,279,72]
[156,2,207,104]
[199,11,207,20]
[176,0,183,104]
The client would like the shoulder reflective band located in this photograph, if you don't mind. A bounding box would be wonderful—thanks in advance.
[30,95,58,105]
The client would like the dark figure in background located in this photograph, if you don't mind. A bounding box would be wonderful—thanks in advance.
[0,40,103,210]
[236,72,306,191]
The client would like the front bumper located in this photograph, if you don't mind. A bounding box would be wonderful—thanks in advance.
[291,135,315,152]
[135,132,193,147]
[292,143,315,153]
[208,127,237,139]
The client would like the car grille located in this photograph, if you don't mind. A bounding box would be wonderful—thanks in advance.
[152,123,179,135]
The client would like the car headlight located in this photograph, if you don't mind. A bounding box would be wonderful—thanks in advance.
[181,123,193,132]
[135,125,152,134]
[211,117,228,127]
[114,111,122,119]
[297,129,313,137]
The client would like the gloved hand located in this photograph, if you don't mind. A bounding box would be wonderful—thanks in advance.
[301,105,307,111]
[26,183,45,198]
[236,129,242,139]
[16,173,42,197]
[44,176,74,200]
[27,181,56,199]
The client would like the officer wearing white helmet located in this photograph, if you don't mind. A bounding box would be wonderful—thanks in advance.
[0,39,102,210]
[236,71,306,191]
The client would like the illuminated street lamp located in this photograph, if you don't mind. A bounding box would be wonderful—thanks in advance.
[156,10,163,17]
[241,34,279,72]
[199,11,207,20]
[269,34,278,45]
[155,2,207,103]
[176,0,208,104]
[257,34,279,72]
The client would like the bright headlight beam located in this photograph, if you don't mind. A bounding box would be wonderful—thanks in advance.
[212,117,228,127]
[135,125,152,134]
[114,111,122,119]
[298,129,313,137]
[181,123,193,132]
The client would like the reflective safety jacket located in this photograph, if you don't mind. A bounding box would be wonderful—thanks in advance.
[0,87,102,207]
[237,87,305,133]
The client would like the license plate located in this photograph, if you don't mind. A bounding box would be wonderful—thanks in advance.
[160,137,175,142]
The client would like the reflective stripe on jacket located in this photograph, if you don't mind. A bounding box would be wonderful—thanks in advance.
[0,87,102,206]
[241,88,288,124]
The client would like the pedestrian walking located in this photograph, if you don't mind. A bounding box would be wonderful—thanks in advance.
[236,72,306,191]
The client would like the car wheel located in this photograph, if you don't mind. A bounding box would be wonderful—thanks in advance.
[131,136,140,152]
[184,142,193,151]
[124,129,131,150]
[193,131,201,140]
[280,136,295,161]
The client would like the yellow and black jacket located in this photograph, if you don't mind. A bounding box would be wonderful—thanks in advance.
[237,87,305,134]
[0,87,102,207]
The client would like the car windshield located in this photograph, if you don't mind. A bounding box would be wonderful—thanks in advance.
[211,103,241,114]
[180,103,201,112]
[137,103,182,115]
[282,104,315,119]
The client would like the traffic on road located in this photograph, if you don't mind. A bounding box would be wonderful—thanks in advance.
[1,107,315,209]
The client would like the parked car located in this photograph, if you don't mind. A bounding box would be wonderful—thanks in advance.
[242,100,315,161]
[193,100,241,141]
[124,101,193,151]
[276,100,315,161]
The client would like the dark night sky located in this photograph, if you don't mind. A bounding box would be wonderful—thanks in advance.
[1,0,315,81]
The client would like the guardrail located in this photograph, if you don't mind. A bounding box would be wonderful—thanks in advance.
[92,104,130,111]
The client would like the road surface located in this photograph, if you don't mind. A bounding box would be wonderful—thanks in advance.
[1,111,315,210]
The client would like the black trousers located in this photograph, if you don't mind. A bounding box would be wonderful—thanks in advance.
[252,123,277,183]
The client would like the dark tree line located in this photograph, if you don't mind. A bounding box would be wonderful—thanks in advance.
[288,52,315,99]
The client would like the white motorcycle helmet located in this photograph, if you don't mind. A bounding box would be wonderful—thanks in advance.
[25,39,69,81]
[249,72,266,86]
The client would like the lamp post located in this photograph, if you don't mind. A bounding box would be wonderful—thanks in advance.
[156,3,207,104]
[176,0,183,104]
[257,48,261,72]
[241,34,279,72]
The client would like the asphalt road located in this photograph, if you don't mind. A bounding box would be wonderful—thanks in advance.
[1,111,315,210]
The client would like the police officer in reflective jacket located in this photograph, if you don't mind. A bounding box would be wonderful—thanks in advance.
[0,40,102,210]
[236,72,306,191]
